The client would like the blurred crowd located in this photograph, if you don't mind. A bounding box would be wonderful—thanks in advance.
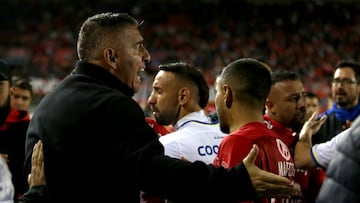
[1,1,360,111]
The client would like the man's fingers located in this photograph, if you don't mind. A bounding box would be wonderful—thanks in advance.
[253,169,293,185]
[32,140,43,162]
[254,172,300,196]
[243,144,300,198]
[309,111,319,121]
[254,180,299,198]
[243,144,258,164]
[29,140,46,187]
[28,174,32,183]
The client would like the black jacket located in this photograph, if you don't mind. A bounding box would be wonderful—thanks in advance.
[312,113,345,145]
[17,186,48,203]
[316,116,360,203]
[24,61,255,203]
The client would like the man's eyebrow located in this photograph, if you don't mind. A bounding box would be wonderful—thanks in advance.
[285,93,300,98]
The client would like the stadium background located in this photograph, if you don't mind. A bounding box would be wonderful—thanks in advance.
[1,0,360,115]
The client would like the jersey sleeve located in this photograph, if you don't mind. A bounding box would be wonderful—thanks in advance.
[311,128,349,168]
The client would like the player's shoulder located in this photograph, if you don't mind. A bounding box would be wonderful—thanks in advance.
[159,130,183,144]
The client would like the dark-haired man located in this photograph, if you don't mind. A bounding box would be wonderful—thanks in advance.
[213,58,300,202]
[148,62,226,164]
[313,60,360,144]
[265,69,325,202]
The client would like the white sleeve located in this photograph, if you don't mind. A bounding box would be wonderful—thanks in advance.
[311,128,350,168]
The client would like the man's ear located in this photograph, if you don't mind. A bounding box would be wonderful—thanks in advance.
[178,88,190,105]
[265,98,271,107]
[265,98,273,113]
[9,87,14,96]
[104,48,117,66]
[224,85,232,109]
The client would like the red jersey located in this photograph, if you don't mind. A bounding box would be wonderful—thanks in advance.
[263,114,298,150]
[263,114,325,203]
[145,117,172,137]
[213,122,299,203]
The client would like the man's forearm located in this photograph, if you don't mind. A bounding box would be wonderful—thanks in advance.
[294,140,315,169]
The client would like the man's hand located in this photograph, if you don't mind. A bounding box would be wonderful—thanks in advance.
[28,140,46,187]
[243,144,299,198]
[299,111,327,144]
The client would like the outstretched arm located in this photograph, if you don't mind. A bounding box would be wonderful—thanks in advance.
[294,112,327,169]
[243,144,300,198]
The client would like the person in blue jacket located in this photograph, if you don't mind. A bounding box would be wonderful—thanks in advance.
[313,60,360,145]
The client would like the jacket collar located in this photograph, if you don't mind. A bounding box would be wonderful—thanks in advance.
[72,61,135,97]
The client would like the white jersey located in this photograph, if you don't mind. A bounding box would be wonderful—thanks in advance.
[159,110,226,164]
[0,156,14,203]
[311,128,349,168]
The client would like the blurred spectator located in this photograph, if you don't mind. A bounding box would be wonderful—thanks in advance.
[10,76,33,113]
[0,59,30,201]
[313,60,360,145]
[2,2,360,108]
[305,91,321,121]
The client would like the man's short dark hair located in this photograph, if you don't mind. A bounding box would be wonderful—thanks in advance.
[158,62,209,108]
